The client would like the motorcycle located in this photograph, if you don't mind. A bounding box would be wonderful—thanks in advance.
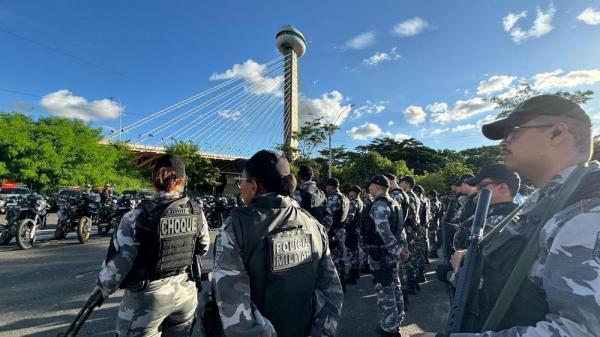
[55,194,100,243]
[0,194,48,249]
[97,195,136,236]
[200,195,237,229]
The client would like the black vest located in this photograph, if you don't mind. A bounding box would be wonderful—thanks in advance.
[232,194,324,337]
[330,192,349,230]
[299,183,327,223]
[125,197,202,286]
[364,195,403,248]
[468,170,600,332]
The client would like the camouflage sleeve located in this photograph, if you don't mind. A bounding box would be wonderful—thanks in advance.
[311,225,344,337]
[96,209,141,294]
[195,209,210,256]
[450,204,600,337]
[344,200,358,226]
[212,219,277,337]
[370,201,403,259]
[323,195,338,231]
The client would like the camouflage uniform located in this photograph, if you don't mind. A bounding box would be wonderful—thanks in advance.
[344,196,363,279]
[212,193,343,337]
[325,192,348,289]
[450,163,600,336]
[360,195,374,270]
[97,192,210,336]
[403,190,422,288]
[428,198,442,252]
[369,196,407,334]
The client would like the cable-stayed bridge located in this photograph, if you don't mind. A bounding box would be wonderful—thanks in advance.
[105,26,305,171]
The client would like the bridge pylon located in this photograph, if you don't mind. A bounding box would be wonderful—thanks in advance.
[276,25,306,154]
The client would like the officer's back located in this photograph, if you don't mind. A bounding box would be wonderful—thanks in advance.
[213,150,343,337]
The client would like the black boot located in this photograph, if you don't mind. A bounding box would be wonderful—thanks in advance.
[346,270,358,284]
[417,267,426,284]
[403,291,409,312]
[340,273,346,293]
[405,280,417,295]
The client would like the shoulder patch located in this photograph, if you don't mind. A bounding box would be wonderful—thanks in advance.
[594,232,600,265]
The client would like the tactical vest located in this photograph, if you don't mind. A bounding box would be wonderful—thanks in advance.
[389,188,409,214]
[364,195,403,250]
[346,198,364,231]
[234,195,324,337]
[359,196,374,239]
[299,183,327,224]
[468,170,600,332]
[330,192,350,230]
[123,197,202,288]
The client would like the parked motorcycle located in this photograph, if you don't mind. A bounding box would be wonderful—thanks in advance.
[55,194,100,243]
[97,195,136,236]
[0,194,48,249]
[200,195,237,229]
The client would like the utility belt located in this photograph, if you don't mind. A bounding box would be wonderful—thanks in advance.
[122,267,190,292]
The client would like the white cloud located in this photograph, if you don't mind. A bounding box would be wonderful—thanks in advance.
[452,124,476,132]
[383,131,411,141]
[430,128,450,136]
[218,110,241,120]
[451,114,497,133]
[404,105,427,125]
[348,122,382,140]
[345,31,376,50]
[393,17,430,37]
[363,47,401,66]
[387,120,395,126]
[477,75,518,95]
[429,98,496,124]
[40,89,122,121]
[353,100,389,118]
[210,59,283,96]
[531,69,600,90]
[577,8,600,25]
[502,4,556,44]
[299,90,352,126]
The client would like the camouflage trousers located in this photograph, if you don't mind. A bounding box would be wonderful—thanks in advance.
[369,254,405,333]
[329,228,346,279]
[428,220,439,250]
[405,229,428,283]
[344,225,360,274]
[117,273,198,337]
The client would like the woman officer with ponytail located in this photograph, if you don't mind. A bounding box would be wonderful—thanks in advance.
[212,150,343,337]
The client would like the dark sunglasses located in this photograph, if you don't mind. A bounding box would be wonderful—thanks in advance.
[503,124,555,142]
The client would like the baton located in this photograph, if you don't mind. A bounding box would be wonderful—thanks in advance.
[57,290,104,337]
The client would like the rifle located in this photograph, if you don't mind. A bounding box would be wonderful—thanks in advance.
[57,290,104,337]
[446,188,491,333]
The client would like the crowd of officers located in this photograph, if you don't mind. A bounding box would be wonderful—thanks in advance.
[90,94,600,337]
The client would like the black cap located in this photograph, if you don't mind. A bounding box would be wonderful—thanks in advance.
[349,185,362,194]
[399,176,415,187]
[482,95,591,140]
[383,173,397,181]
[327,177,340,187]
[234,150,291,190]
[154,154,186,178]
[456,174,475,185]
[414,185,424,194]
[465,164,521,193]
[298,165,313,180]
[370,175,390,188]
[426,190,438,198]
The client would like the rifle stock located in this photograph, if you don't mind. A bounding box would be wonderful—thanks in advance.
[446,188,491,333]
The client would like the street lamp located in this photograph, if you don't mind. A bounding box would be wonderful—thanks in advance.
[327,104,354,178]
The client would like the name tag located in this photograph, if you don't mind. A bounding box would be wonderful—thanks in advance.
[271,233,314,272]
[160,215,197,238]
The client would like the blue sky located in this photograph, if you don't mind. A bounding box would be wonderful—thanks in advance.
[1,0,600,156]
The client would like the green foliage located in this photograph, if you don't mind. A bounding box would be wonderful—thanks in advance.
[356,137,443,174]
[458,145,501,171]
[0,113,148,192]
[166,141,221,193]
[338,151,413,188]
[416,160,473,193]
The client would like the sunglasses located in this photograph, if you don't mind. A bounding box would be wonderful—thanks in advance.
[477,181,501,189]
[503,124,555,142]
[234,177,253,188]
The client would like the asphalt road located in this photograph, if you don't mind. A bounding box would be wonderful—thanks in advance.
[0,213,449,336]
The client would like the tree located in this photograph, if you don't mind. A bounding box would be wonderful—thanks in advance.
[458,145,501,171]
[416,160,473,193]
[166,141,221,193]
[339,151,414,188]
[487,83,594,118]
[356,137,442,174]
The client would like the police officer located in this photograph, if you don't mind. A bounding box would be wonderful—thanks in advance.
[292,164,328,224]
[414,95,600,337]
[366,175,410,337]
[426,190,442,258]
[345,184,364,284]
[359,182,375,273]
[399,176,422,293]
[413,185,431,282]
[100,183,113,203]
[94,154,210,336]
[325,177,350,291]
[212,150,343,337]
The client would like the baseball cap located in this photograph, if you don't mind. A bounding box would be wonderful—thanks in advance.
[234,150,291,191]
[482,95,591,140]
[327,177,340,187]
[383,173,397,181]
[465,164,521,193]
[154,154,186,178]
[370,175,390,188]
[399,176,416,187]
[349,185,362,194]
[298,164,313,180]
